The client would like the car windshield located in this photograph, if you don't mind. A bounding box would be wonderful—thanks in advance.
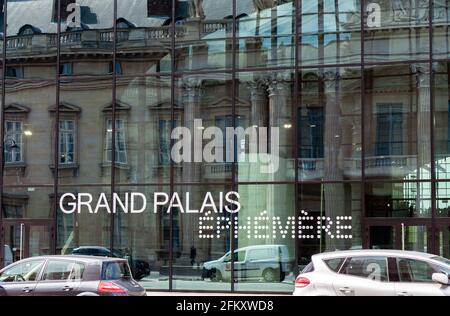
[102,261,131,280]
[431,256,450,266]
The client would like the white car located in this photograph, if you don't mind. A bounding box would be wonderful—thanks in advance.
[293,250,450,296]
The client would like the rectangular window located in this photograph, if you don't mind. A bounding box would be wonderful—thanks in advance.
[59,63,73,76]
[159,120,171,165]
[4,121,23,163]
[375,104,404,156]
[59,120,75,164]
[105,119,127,164]
[299,107,324,159]
[108,61,122,75]
[5,67,24,79]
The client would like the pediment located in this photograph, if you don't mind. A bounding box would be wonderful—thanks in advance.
[4,103,30,114]
[48,102,82,113]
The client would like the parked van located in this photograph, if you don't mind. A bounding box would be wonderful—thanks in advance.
[202,245,292,282]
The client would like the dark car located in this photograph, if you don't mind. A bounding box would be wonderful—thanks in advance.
[71,246,151,281]
[0,256,146,296]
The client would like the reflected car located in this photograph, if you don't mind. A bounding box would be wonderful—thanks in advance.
[71,246,150,280]
[293,250,450,296]
[202,245,291,283]
[0,256,146,296]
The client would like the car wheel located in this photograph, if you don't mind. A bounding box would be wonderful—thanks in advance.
[211,269,222,282]
[263,268,279,283]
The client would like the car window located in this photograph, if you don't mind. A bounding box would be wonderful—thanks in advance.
[248,249,274,261]
[42,260,85,281]
[341,257,388,282]
[324,258,346,272]
[0,260,45,283]
[236,251,246,262]
[301,262,314,273]
[397,259,441,283]
[102,261,131,280]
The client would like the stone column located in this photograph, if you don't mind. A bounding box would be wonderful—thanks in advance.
[267,73,293,161]
[247,78,268,128]
[322,71,346,250]
[180,77,203,259]
[413,64,431,181]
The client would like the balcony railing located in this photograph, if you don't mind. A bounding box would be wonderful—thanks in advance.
[203,163,233,179]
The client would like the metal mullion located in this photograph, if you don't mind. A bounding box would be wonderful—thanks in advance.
[52,0,63,255]
[361,0,367,244]
[0,0,8,266]
[429,0,438,254]
[110,0,118,257]
[169,0,177,292]
[294,0,300,277]
[231,0,237,293]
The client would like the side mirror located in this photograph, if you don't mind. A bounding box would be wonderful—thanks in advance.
[432,273,450,286]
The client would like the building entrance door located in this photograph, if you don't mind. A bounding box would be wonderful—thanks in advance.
[1,220,53,268]
[365,219,433,254]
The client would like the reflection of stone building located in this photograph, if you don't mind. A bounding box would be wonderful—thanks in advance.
[1,0,450,291]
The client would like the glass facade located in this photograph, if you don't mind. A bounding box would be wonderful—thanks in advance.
[0,0,449,293]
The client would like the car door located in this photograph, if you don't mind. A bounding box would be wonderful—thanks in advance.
[332,256,395,296]
[34,259,85,296]
[393,258,450,296]
[0,259,46,296]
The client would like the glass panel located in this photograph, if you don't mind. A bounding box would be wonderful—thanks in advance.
[369,226,395,249]
[236,70,295,182]
[59,0,114,77]
[117,1,172,75]
[237,0,295,68]
[6,0,57,80]
[112,185,170,290]
[433,0,450,59]
[299,0,361,66]
[56,186,111,254]
[437,226,450,259]
[28,225,51,258]
[298,183,362,266]
[2,224,24,265]
[404,225,428,253]
[298,67,362,181]
[365,182,432,218]
[364,64,431,181]
[174,73,233,184]
[364,0,429,63]
[436,182,450,217]
[2,187,53,219]
[3,80,56,186]
[59,78,113,185]
[176,0,233,71]
[234,184,295,293]
[115,75,172,184]
[172,184,233,291]
[434,62,450,180]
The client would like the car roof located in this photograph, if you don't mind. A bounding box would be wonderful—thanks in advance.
[18,255,126,263]
[233,245,287,251]
[312,249,437,260]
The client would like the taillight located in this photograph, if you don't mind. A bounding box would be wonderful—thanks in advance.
[295,276,311,288]
[98,281,126,294]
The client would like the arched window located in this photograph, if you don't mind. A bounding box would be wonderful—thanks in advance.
[18,25,41,36]
[116,18,135,29]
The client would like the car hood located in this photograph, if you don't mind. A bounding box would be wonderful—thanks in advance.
[203,259,222,269]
